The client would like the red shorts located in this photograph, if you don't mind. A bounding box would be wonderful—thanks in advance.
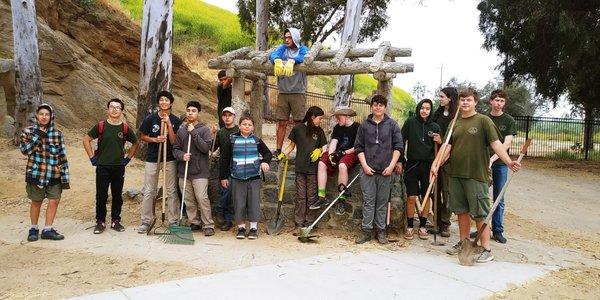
[320,151,358,177]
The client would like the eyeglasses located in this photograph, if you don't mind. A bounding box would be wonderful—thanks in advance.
[109,105,122,110]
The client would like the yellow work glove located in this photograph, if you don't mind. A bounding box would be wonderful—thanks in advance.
[310,148,322,162]
[283,60,295,76]
[276,152,287,161]
[273,59,284,76]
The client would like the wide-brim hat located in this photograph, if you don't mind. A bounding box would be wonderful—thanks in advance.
[333,106,356,116]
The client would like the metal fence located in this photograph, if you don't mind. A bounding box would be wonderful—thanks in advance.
[512,116,600,161]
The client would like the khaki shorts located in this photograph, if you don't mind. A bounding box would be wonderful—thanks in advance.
[26,183,62,202]
[448,177,490,219]
[276,93,306,121]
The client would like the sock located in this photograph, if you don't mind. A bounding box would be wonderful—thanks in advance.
[318,188,326,198]
[238,224,245,229]
[250,222,258,229]
[407,217,414,228]
[419,217,428,228]
[43,226,52,231]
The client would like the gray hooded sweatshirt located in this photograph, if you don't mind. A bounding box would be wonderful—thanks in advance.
[172,122,213,179]
[354,114,404,173]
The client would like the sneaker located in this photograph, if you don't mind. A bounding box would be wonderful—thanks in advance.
[27,228,39,242]
[190,224,202,231]
[493,232,507,244]
[204,227,215,236]
[309,197,330,210]
[469,231,478,239]
[137,223,150,234]
[376,230,389,244]
[220,221,233,231]
[440,224,450,238]
[111,220,125,232]
[236,227,246,239]
[94,222,105,234]
[446,241,463,255]
[41,228,64,240]
[335,200,352,215]
[418,227,429,240]
[355,230,372,244]
[247,228,258,240]
[404,228,414,240]
[476,249,494,263]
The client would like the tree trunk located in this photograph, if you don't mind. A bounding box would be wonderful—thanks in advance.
[377,79,393,114]
[255,0,269,134]
[11,0,43,144]
[137,0,173,130]
[231,74,249,125]
[332,0,363,110]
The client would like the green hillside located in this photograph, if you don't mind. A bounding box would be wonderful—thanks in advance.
[116,0,253,53]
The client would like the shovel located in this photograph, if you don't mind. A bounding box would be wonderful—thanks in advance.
[298,173,360,243]
[458,139,531,266]
[267,159,289,235]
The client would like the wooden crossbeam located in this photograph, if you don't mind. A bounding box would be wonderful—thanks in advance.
[213,46,253,66]
[331,44,351,68]
[209,59,413,75]
[250,46,277,66]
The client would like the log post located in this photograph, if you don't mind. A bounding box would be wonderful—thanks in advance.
[11,0,43,144]
[255,0,269,128]
[250,79,265,138]
[228,69,249,125]
[137,0,173,130]
[332,0,363,112]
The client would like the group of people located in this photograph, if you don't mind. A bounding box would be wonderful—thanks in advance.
[20,26,520,264]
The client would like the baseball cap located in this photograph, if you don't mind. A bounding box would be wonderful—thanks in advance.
[222,107,236,115]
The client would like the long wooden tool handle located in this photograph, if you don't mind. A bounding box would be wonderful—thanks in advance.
[161,123,167,216]
[179,133,192,220]
[474,139,532,243]
[420,109,460,214]
[277,159,288,203]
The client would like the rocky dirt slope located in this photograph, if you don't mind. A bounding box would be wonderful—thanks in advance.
[0,0,217,128]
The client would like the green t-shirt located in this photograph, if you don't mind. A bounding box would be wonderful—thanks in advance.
[448,113,501,182]
[488,113,517,166]
[288,123,327,174]
[88,121,137,166]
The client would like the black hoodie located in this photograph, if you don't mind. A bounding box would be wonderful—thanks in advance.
[401,99,441,161]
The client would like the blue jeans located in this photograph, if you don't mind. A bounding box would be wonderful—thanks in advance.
[216,177,234,222]
[491,164,508,234]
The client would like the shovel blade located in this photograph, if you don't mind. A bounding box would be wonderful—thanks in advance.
[266,215,285,235]
[457,238,482,266]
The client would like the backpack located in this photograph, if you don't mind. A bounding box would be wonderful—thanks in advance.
[94,120,129,156]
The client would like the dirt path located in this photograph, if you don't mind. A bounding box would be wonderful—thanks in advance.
[0,136,599,298]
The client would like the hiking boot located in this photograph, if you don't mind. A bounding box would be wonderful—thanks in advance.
[27,228,39,242]
[376,230,389,245]
[220,221,233,231]
[404,228,414,240]
[355,230,372,244]
[310,197,330,210]
[493,232,507,244]
[204,228,215,236]
[418,227,429,240]
[476,249,494,263]
[247,228,258,240]
[111,220,125,232]
[440,224,450,238]
[94,222,106,234]
[41,228,64,240]
[236,227,246,239]
[137,223,150,234]
[335,200,352,215]
[190,224,202,231]
[469,231,478,239]
[446,241,463,255]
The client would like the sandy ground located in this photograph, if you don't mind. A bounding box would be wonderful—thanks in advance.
[0,132,599,299]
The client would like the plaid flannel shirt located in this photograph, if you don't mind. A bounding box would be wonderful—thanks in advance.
[19,109,70,189]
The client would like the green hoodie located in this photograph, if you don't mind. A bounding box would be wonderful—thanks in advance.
[401,99,441,161]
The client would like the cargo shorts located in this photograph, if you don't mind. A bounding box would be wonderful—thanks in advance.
[276,93,306,121]
[26,183,62,202]
[448,176,490,219]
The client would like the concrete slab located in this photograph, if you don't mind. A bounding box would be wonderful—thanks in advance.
[75,249,551,300]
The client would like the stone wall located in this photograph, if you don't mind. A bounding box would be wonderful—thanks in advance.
[208,158,407,233]
[0,58,15,138]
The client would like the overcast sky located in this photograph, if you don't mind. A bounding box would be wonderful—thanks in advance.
[202,0,568,117]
